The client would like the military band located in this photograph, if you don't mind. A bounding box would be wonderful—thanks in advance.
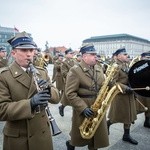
[0,32,149,150]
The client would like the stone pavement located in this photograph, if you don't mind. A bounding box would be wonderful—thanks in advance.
[49,64,150,150]
[51,104,150,150]
[0,105,149,150]
[0,64,149,150]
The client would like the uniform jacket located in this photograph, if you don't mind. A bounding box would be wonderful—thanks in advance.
[0,56,8,68]
[108,60,137,124]
[65,60,109,149]
[53,59,64,91]
[60,57,75,106]
[61,57,75,83]
[0,61,60,150]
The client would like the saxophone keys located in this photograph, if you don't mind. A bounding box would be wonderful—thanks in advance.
[97,109,103,114]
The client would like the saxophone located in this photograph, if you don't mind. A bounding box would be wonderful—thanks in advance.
[79,63,123,139]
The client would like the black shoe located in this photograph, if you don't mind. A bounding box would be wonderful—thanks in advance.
[122,135,138,145]
[107,120,112,135]
[66,141,75,150]
[59,105,64,117]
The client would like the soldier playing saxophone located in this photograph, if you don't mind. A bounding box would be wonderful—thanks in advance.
[65,44,109,150]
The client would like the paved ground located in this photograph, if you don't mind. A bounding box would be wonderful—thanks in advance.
[0,64,149,150]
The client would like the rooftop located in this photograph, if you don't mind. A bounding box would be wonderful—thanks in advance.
[83,33,150,43]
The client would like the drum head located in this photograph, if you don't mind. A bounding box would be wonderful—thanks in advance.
[128,60,150,97]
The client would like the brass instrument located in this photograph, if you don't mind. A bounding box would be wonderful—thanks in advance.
[79,63,123,139]
[34,53,50,68]
[129,55,141,68]
[29,62,62,136]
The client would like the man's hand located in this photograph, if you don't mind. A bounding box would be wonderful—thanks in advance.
[125,87,133,94]
[30,89,51,110]
[82,108,94,118]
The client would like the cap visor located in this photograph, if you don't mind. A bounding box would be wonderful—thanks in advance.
[86,51,97,54]
[15,44,36,49]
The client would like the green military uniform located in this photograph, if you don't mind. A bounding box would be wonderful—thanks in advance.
[65,60,109,149]
[0,61,60,150]
[0,56,8,68]
[108,59,137,124]
[53,59,64,91]
[60,57,75,106]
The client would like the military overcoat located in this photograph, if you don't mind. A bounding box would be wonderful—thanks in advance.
[0,56,8,68]
[0,61,60,150]
[65,60,109,149]
[60,57,75,106]
[108,60,137,124]
[136,95,150,117]
[53,59,64,91]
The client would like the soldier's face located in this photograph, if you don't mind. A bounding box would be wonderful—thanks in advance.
[117,53,130,62]
[0,51,6,58]
[83,53,97,66]
[12,48,35,68]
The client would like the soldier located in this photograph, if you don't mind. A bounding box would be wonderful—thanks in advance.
[107,48,138,145]
[0,32,60,150]
[58,48,75,116]
[52,53,64,97]
[65,44,109,150]
[0,46,8,68]
[135,52,150,128]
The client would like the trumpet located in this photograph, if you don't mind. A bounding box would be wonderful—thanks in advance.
[29,62,62,136]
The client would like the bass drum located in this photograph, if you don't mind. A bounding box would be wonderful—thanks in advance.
[128,60,150,97]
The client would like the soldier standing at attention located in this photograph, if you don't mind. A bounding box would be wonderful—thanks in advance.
[107,48,138,145]
[65,44,109,150]
[58,48,75,116]
[0,32,60,150]
[0,46,8,68]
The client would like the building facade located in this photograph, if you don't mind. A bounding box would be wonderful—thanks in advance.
[83,34,150,58]
[0,26,19,55]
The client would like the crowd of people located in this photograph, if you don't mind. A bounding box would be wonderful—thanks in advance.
[0,31,149,150]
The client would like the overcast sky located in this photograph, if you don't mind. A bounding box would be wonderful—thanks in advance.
[0,0,150,50]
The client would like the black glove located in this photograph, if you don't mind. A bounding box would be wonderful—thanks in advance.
[108,81,115,89]
[37,79,51,95]
[125,87,133,94]
[37,79,47,87]
[30,89,51,110]
[82,108,94,118]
